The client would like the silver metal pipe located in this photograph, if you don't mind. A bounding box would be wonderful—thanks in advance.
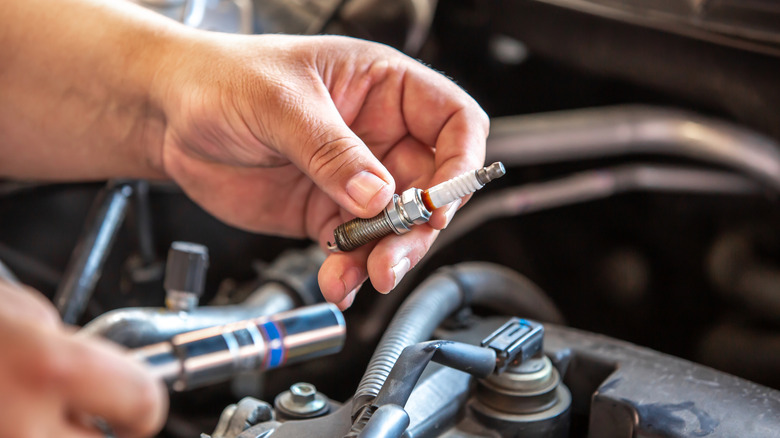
[79,287,296,348]
[432,165,760,254]
[80,246,325,347]
[487,106,780,191]
[181,0,208,27]
[134,303,346,391]
[54,181,135,324]
[0,259,21,286]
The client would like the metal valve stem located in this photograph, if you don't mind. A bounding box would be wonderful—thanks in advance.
[328,162,506,252]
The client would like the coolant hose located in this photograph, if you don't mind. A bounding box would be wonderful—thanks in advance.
[351,262,563,418]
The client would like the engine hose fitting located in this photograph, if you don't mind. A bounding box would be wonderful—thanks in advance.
[328,162,506,252]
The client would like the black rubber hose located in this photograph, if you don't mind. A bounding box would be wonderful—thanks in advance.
[351,272,465,417]
[452,262,565,324]
[351,262,563,418]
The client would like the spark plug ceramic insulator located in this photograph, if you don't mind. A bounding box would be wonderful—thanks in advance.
[328,162,506,252]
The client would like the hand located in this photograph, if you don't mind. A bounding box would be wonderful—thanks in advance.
[0,280,167,437]
[152,34,489,308]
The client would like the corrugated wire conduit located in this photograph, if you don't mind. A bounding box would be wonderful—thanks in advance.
[350,262,564,432]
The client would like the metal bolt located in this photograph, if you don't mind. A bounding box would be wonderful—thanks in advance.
[290,382,317,404]
[274,382,329,418]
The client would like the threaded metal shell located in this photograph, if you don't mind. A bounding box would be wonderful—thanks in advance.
[333,212,395,251]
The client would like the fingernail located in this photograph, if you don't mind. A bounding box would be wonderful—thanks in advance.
[339,286,360,310]
[346,171,388,209]
[391,257,411,290]
[340,267,362,295]
[443,199,462,228]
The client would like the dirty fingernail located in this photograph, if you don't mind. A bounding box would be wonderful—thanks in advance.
[346,171,388,209]
[391,257,411,290]
[443,199,462,228]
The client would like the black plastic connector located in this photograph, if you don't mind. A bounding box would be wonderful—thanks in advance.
[481,317,544,374]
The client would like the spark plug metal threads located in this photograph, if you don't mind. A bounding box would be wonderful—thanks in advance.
[328,162,506,252]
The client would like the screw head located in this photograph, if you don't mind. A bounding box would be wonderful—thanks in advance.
[290,382,317,405]
[274,382,329,418]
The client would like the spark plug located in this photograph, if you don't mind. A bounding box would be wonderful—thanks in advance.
[328,162,506,252]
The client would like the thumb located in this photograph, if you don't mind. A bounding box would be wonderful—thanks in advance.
[281,93,395,218]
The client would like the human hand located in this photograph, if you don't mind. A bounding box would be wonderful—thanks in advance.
[151,34,488,308]
[0,280,167,437]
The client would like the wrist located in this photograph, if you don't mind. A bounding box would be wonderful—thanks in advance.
[129,19,205,180]
[133,30,193,180]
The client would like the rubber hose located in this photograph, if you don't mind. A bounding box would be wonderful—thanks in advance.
[452,262,565,324]
[351,273,464,416]
[351,262,564,417]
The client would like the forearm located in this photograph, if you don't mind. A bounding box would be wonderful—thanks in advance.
[0,0,184,180]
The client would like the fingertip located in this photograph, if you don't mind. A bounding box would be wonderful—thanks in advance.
[115,363,168,438]
[318,253,369,303]
[62,336,168,438]
[368,228,440,293]
[336,284,361,310]
[367,245,398,294]
[428,198,462,230]
[318,260,345,304]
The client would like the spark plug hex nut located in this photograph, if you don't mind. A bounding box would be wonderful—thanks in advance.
[399,188,432,226]
[386,188,433,235]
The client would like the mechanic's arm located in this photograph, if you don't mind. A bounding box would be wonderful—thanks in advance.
[0,0,487,436]
[1,0,489,308]
[0,0,175,180]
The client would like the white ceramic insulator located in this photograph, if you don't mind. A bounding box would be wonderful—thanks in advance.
[427,170,483,208]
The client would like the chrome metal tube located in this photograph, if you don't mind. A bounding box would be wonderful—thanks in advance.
[134,303,346,391]
[487,106,780,191]
[80,246,325,347]
[79,287,296,348]
[0,259,20,286]
[181,0,207,27]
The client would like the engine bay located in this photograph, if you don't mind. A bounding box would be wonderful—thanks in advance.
[1,1,779,437]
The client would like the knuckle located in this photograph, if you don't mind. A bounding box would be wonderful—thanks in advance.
[479,108,491,135]
[305,133,361,179]
[25,291,61,328]
[31,338,73,388]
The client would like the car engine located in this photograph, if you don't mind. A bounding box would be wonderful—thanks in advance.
[1,1,779,437]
